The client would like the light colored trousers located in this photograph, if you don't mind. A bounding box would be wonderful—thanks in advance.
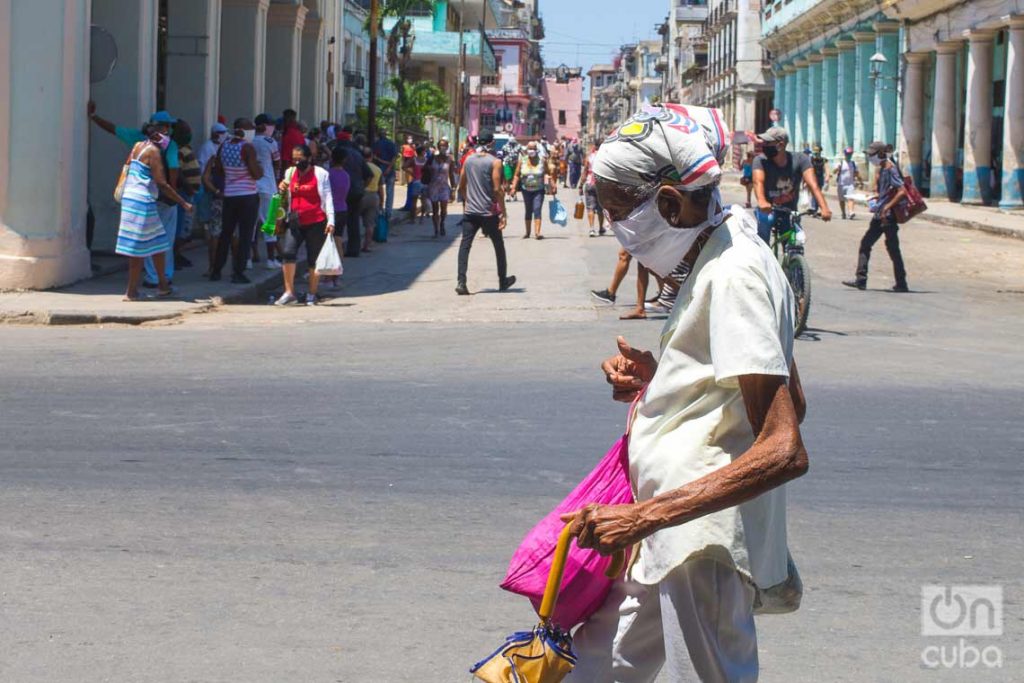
[570,558,759,683]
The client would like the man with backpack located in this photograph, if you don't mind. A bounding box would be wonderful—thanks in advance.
[831,146,863,220]
[752,127,831,245]
[843,141,910,293]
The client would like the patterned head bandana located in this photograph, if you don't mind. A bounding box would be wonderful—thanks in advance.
[592,103,730,190]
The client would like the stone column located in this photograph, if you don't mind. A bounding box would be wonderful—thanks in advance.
[930,42,961,200]
[86,0,160,252]
[836,38,856,150]
[783,64,797,135]
[773,68,785,114]
[873,23,900,148]
[264,1,307,116]
[0,0,92,289]
[220,0,269,120]
[807,53,824,148]
[962,29,996,205]
[821,46,839,158]
[793,58,809,147]
[165,0,222,139]
[853,32,876,161]
[1000,18,1024,209]
[300,15,323,122]
[899,53,929,189]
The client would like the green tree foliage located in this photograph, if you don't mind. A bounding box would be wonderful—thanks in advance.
[359,78,450,135]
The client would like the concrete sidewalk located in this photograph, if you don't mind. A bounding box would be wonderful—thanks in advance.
[0,182,598,326]
[0,241,283,325]
[720,171,1024,240]
[0,183,440,325]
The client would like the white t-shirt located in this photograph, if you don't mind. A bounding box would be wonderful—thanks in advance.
[252,135,281,195]
[834,159,857,188]
[628,209,795,590]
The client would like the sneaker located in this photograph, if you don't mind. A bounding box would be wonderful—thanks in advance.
[591,289,615,304]
[891,283,910,293]
[599,227,607,236]
[842,280,866,290]
[644,301,671,315]
[231,273,251,284]
[305,293,318,306]
[274,292,298,306]
[589,229,598,237]
[499,275,517,292]
[455,283,470,296]
[208,271,222,281]
[264,259,280,269]
[245,259,253,270]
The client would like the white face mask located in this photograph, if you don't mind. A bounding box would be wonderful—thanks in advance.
[609,187,727,278]
[869,154,883,167]
[242,129,255,143]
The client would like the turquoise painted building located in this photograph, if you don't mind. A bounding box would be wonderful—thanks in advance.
[381,0,498,133]
[762,0,1024,209]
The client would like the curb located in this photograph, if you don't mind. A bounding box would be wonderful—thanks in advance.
[0,272,285,327]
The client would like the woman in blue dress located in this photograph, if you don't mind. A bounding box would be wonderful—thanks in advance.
[116,125,192,300]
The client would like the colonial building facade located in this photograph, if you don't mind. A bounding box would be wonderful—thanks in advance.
[692,0,773,138]
[763,0,1024,209]
[466,0,545,139]
[0,0,369,290]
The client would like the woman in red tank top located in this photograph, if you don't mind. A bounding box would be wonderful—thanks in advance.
[274,145,335,306]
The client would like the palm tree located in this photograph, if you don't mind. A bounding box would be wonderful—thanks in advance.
[369,0,439,109]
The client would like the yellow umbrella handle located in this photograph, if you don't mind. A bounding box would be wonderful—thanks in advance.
[538,524,627,623]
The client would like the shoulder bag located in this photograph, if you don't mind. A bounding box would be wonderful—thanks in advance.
[113,145,136,204]
[894,174,927,224]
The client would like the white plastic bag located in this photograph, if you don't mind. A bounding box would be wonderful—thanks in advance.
[797,188,812,212]
[315,236,343,276]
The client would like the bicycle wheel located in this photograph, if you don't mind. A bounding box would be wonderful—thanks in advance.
[785,253,812,337]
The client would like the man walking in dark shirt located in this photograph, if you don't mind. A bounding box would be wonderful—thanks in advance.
[843,141,910,292]
[454,132,516,296]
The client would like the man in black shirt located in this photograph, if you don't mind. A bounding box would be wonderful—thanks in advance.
[752,127,831,243]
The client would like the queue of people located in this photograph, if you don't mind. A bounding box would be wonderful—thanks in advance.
[91,103,394,305]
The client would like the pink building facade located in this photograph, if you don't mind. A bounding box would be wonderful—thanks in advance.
[467,30,536,138]
[541,74,584,141]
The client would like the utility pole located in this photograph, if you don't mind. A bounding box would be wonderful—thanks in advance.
[368,0,380,141]
[477,14,485,133]
[455,0,465,148]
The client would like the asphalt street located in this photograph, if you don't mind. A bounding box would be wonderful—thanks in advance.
[1,186,1022,682]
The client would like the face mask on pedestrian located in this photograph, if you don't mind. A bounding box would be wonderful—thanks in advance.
[296,158,311,171]
[610,185,727,278]
[212,132,225,144]
[155,133,171,150]
[241,129,255,143]
[844,152,853,161]
[869,153,885,166]
[527,149,538,158]
[762,144,779,158]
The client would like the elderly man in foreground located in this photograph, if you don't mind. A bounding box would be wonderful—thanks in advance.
[562,104,809,682]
